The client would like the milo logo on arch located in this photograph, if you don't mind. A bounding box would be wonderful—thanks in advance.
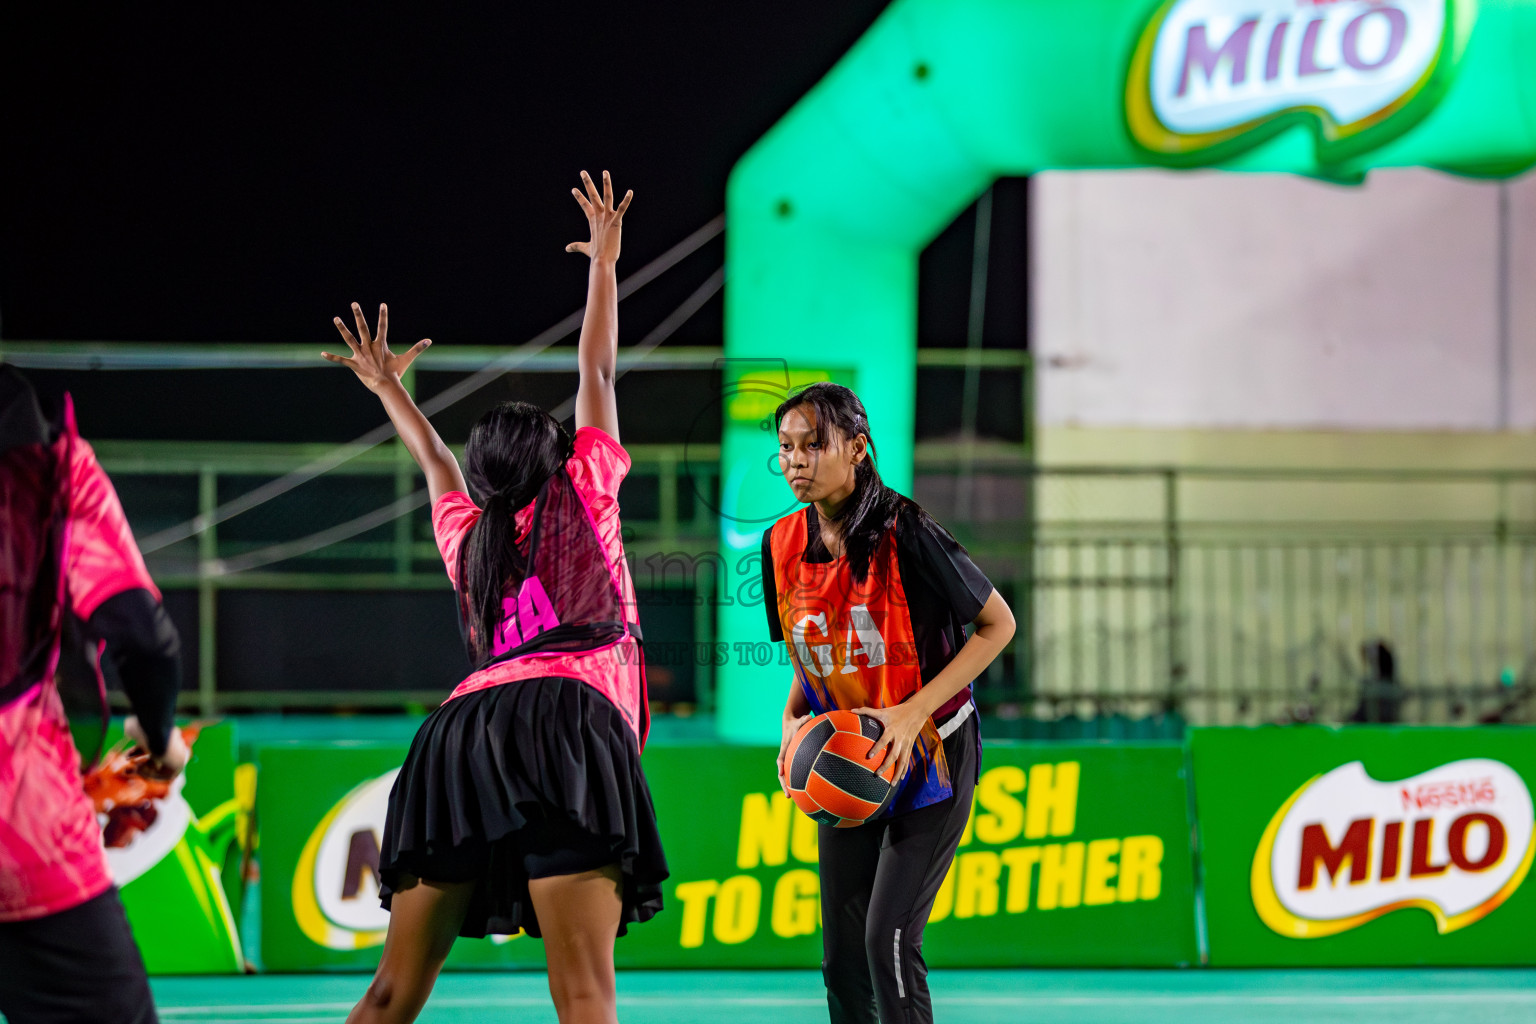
[1126,0,1463,166]
[1252,759,1536,938]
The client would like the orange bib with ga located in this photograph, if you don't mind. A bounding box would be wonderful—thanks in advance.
[768,509,952,813]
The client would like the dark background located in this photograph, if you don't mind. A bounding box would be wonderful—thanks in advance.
[3,3,1031,707]
[2,2,1028,444]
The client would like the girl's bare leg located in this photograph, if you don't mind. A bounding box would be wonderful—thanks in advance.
[529,864,624,1024]
[346,875,474,1024]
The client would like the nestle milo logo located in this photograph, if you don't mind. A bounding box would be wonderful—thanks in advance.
[292,769,520,951]
[1251,759,1535,938]
[1127,0,1462,165]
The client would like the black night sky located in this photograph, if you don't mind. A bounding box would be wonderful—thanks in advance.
[2,3,1030,703]
[3,2,1027,443]
[3,4,888,342]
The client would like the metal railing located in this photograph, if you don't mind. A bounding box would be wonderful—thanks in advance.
[1010,466,1536,727]
[35,341,1029,715]
[21,339,1530,725]
[98,438,722,712]
[92,436,1536,727]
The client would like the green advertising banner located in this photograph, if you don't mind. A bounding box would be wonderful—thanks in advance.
[97,720,248,974]
[1192,726,1536,966]
[256,739,1197,970]
[256,743,546,971]
[646,742,1198,968]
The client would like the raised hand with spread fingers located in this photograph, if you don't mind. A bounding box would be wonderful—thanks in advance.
[565,168,632,263]
[321,301,466,503]
[323,302,432,394]
[566,170,632,442]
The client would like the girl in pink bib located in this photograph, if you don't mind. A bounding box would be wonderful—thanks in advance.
[323,172,666,1024]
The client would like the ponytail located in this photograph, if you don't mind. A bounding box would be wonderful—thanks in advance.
[457,401,573,661]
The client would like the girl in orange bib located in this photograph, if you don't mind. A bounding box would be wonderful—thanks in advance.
[762,383,1016,1024]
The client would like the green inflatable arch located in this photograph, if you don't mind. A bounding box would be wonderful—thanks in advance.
[716,0,1536,742]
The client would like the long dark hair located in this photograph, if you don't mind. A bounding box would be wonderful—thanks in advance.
[775,382,945,583]
[458,401,574,659]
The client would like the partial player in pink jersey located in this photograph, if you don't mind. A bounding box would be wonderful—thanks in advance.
[0,364,188,1024]
[320,171,667,1024]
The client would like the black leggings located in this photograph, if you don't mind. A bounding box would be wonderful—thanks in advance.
[817,714,978,1024]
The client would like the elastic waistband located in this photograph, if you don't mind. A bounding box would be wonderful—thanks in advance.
[937,699,975,740]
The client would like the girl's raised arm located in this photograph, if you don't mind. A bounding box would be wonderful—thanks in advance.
[566,169,632,442]
[322,302,467,504]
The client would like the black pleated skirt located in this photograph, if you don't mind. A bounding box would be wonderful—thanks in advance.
[377,676,668,939]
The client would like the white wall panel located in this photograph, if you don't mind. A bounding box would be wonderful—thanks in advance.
[1032,168,1535,431]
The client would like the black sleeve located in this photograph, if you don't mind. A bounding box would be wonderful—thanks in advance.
[898,510,994,624]
[87,588,181,757]
[761,529,783,642]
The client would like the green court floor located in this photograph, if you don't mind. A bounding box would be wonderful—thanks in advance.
[151,969,1536,1023]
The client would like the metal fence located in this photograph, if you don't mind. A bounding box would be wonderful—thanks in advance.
[97,438,721,712]
[90,435,1536,727]
[23,336,1527,726]
[1010,467,1536,727]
